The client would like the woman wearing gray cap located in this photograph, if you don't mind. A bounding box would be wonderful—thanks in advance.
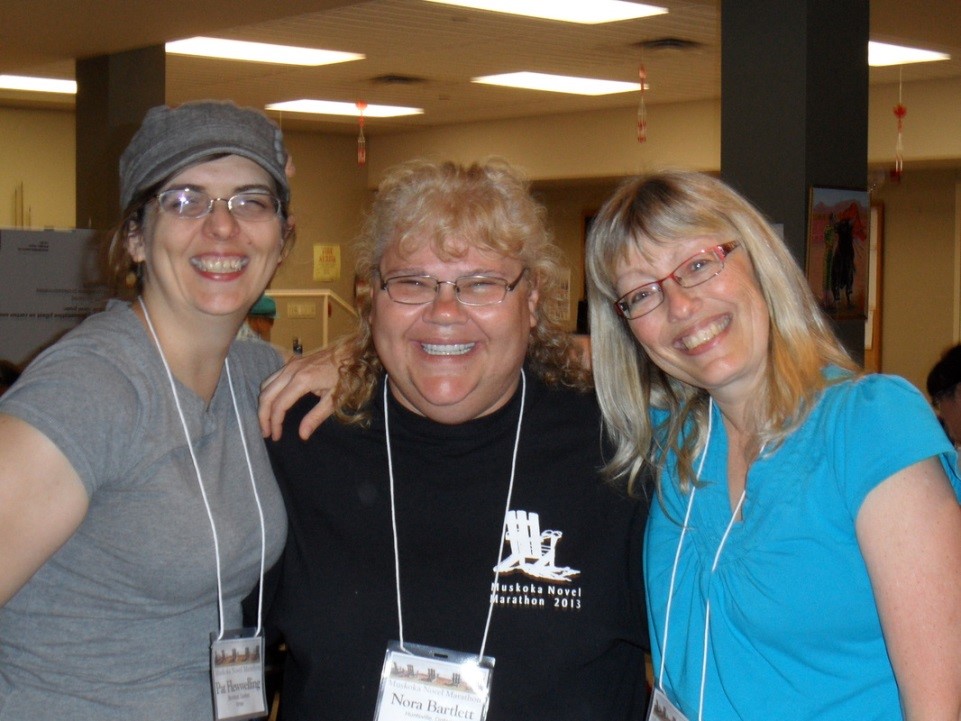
[0,100,292,720]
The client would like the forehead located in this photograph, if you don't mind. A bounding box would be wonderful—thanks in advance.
[164,154,272,187]
[614,235,719,274]
[383,234,517,269]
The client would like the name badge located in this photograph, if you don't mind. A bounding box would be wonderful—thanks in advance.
[647,686,690,721]
[374,641,495,721]
[210,629,268,721]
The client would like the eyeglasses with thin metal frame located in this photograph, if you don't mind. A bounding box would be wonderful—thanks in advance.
[377,267,528,307]
[155,188,282,222]
[614,241,740,319]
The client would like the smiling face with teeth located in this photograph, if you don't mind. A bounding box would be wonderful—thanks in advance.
[371,240,537,424]
[128,155,287,333]
[613,235,770,411]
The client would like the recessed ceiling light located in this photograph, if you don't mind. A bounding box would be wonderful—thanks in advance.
[166,37,364,66]
[473,72,640,96]
[266,100,424,118]
[869,41,950,67]
[424,0,666,24]
[0,75,77,94]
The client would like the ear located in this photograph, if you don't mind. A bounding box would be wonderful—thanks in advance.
[526,278,540,329]
[125,222,146,263]
[279,214,296,262]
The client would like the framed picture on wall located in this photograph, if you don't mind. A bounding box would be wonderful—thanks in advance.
[805,186,871,319]
[862,203,884,373]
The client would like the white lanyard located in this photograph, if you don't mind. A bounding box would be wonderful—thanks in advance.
[383,369,526,662]
[139,298,267,639]
[658,399,746,721]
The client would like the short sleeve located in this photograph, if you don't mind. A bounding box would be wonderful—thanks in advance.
[0,342,145,497]
[829,374,959,512]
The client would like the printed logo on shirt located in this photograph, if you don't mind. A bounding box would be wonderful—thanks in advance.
[490,509,583,611]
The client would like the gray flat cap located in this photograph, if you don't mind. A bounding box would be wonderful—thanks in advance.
[119,100,289,210]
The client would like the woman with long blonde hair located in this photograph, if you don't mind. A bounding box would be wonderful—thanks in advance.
[586,170,961,720]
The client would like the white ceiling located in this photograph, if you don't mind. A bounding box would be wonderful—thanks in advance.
[1,0,959,135]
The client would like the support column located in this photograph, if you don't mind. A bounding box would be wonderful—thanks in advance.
[721,0,869,360]
[75,46,165,231]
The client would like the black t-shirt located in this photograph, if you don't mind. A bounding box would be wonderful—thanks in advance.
[260,372,649,720]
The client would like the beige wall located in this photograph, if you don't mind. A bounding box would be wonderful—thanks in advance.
[0,107,75,228]
[366,75,961,183]
[533,182,624,330]
[3,79,961,394]
[367,99,722,186]
[868,78,961,165]
[873,169,961,391]
[267,130,369,354]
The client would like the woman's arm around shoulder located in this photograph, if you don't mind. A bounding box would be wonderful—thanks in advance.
[258,345,344,441]
[0,413,89,605]
[857,456,961,720]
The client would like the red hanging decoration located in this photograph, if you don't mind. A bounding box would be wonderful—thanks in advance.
[891,69,906,182]
[356,101,368,167]
[636,64,648,143]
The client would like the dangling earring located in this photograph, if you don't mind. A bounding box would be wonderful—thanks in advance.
[125,261,144,289]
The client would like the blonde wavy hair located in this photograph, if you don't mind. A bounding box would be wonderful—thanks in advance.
[332,158,591,424]
[585,170,859,495]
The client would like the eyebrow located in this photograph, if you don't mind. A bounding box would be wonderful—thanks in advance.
[160,182,275,194]
[382,267,511,278]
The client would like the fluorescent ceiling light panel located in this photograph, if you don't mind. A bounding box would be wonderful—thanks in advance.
[266,100,424,118]
[869,41,950,66]
[473,72,639,96]
[166,37,364,66]
[0,75,77,94]
[424,0,666,24]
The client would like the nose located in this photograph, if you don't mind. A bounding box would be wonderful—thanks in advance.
[660,279,698,320]
[423,281,467,323]
[203,198,239,237]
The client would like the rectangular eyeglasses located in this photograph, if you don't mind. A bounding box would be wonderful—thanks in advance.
[378,267,528,307]
[614,241,739,319]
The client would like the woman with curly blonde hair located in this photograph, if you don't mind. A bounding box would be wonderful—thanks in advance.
[332,157,591,423]
[254,159,650,721]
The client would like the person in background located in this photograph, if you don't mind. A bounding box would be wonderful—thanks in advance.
[240,293,278,343]
[0,360,20,396]
[253,158,650,720]
[584,169,961,720]
[239,293,292,362]
[928,343,961,447]
[0,100,293,720]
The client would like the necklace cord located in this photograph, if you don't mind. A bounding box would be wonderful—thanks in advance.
[384,370,527,662]
[657,399,712,689]
[139,297,266,640]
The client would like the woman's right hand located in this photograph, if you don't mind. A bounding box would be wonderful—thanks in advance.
[258,347,341,441]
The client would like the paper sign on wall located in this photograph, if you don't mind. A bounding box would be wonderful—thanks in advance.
[313,244,341,281]
[0,229,108,366]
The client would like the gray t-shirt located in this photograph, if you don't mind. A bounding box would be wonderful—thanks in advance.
[0,301,287,720]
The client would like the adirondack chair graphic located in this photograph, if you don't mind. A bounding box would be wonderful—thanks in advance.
[493,510,580,582]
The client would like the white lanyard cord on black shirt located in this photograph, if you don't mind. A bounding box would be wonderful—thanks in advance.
[383,369,527,663]
[139,297,268,640]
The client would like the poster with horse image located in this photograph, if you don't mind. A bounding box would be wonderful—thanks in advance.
[805,186,870,319]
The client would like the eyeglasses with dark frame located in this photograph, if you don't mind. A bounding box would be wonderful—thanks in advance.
[377,267,528,307]
[155,188,282,222]
[614,241,740,319]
